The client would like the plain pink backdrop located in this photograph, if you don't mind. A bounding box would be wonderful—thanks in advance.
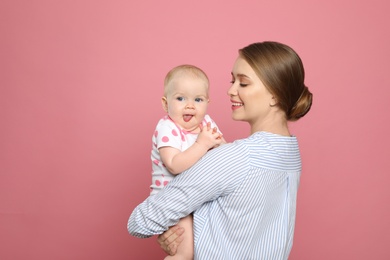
[1,0,389,259]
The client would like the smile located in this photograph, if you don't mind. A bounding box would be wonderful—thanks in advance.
[231,100,243,110]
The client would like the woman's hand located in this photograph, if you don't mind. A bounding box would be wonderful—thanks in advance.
[157,225,185,256]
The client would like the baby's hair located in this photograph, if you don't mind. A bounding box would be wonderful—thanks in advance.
[239,41,312,121]
[164,65,210,96]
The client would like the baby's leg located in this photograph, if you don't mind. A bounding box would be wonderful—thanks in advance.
[164,215,193,260]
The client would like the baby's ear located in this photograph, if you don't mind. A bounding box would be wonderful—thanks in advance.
[161,97,168,112]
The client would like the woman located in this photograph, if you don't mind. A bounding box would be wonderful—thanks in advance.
[128,41,313,259]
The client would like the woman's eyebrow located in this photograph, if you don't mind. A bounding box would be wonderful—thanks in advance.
[231,72,250,78]
[236,73,251,79]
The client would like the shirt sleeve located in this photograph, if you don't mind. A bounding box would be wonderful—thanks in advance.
[155,118,182,150]
[127,140,250,238]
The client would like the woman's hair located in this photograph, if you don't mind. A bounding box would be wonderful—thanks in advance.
[239,41,313,121]
[164,64,209,96]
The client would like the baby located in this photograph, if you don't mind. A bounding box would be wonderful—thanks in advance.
[150,64,225,259]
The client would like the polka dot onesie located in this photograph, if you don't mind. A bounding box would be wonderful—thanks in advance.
[150,114,221,195]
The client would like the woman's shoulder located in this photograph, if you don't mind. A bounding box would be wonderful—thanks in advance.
[236,132,299,155]
[213,131,299,153]
[249,131,298,143]
[249,132,301,169]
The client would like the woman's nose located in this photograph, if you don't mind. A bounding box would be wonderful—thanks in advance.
[227,85,237,96]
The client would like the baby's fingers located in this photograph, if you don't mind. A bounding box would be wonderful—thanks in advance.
[206,122,211,131]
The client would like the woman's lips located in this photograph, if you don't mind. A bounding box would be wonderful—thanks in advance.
[231,100,243,110]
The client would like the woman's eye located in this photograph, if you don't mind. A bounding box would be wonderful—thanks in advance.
[231,80,248,87]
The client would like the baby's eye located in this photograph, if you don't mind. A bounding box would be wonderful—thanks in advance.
[195,98,203,102]
[176,97,184,101]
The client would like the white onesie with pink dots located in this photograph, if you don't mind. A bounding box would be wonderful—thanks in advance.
[150,114,221,195]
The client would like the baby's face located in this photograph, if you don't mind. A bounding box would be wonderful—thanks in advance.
[163,76,209,132]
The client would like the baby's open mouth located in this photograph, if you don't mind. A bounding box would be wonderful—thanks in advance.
[183,114,193,122]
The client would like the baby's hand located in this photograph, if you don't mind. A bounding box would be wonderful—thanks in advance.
[196,122,223,150]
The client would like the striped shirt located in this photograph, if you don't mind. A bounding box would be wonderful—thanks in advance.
[128,131,302,260]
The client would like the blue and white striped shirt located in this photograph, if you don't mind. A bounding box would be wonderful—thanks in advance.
[128,131,302,260]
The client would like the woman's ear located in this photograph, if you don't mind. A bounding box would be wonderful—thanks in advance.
[269,96,278,107]
[161,97,168,112]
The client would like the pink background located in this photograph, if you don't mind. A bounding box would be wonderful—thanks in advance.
[1,0,389,259]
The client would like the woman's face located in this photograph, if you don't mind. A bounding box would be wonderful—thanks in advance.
[228,56,275,130]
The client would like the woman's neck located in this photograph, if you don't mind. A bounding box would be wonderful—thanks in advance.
[250,113,290,136]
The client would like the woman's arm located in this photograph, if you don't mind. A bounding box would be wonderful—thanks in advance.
[127,141,250,237]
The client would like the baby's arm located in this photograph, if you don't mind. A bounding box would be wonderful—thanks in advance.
[159,123,222,175]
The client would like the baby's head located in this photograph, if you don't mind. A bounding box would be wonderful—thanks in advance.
[163,65,210,97]
[162,65,210,131]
